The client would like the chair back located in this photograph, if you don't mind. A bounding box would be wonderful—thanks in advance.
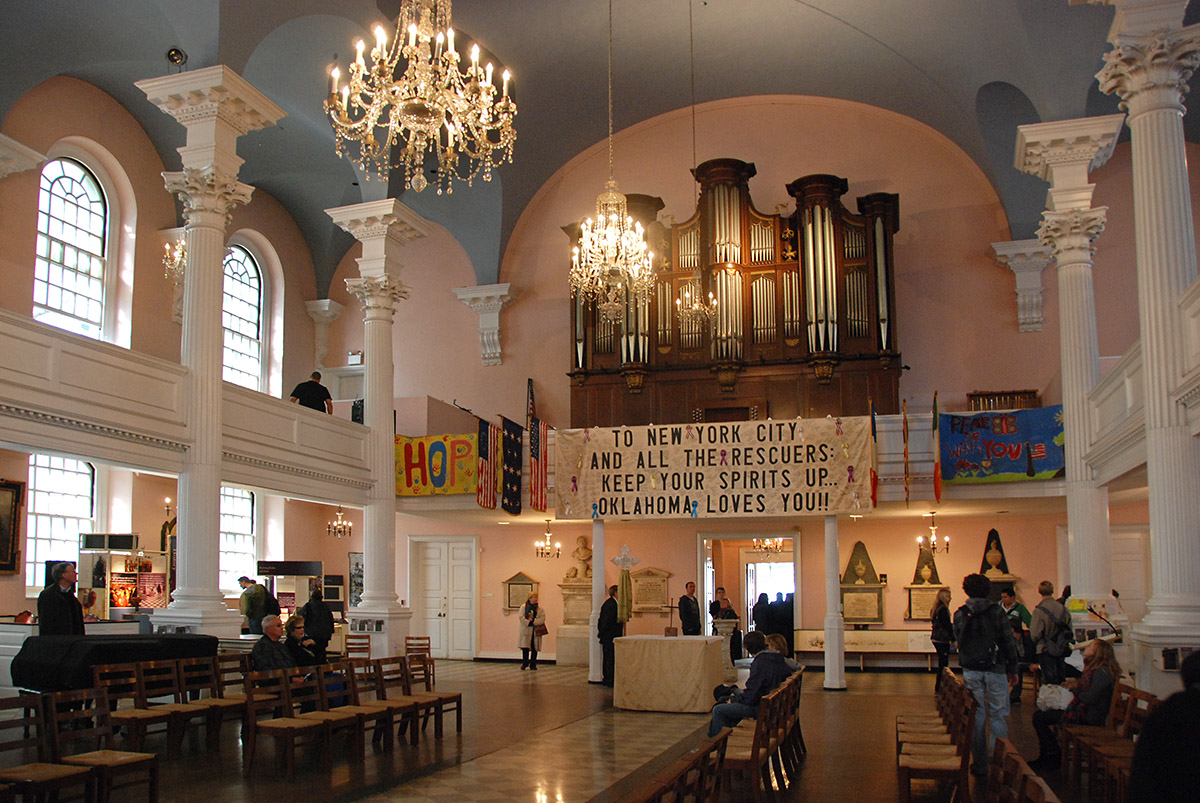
[281,671,323,714]
[1021,774,1062,803]
[243,669,289,718]
[405,635,431,657]
[344,633,371,659]
[316,662,357,709]
[1123,689,1160,738]
[178,656,222,698]
[347,658,384,701]
[137,659,185,704]
[93,661,145,708]
[45,687,118,758]
[1105,681,1135,732]
[216,653,250,697]
[984,738,1026,803]
[375,656,408,698]
[405,654,435,691]
[0,693,49,762]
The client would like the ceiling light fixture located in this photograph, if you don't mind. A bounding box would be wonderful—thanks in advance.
[916,512,948,554]
[324,0,517,193]
[328,506,353,539]
[569,0,655,323]
[534,520,560,559]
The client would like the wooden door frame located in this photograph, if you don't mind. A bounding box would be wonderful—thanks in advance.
[408,534,478,659]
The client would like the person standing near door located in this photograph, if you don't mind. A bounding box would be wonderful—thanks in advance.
[679,582,702,636]
[517,592,546,670]
[597,585,623,686]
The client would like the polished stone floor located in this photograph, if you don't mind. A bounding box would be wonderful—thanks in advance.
[140,662,1082,803]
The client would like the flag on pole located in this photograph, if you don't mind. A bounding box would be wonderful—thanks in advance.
[869,398,879,508]
[501,416,524,515]
[476,418,500,509]
[932,391,942,504]
[529,415,549,512]
[526,378,536,431]
[902,398,911,508]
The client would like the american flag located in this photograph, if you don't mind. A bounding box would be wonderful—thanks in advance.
[476,418,500,509]
[501,416,524,516]
[529,415,549,511]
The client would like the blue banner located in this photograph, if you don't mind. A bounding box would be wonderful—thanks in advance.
[939,406,1065,483]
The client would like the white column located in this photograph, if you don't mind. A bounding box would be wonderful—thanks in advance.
[1016,115,1124,608]
[1095,3,1200,695]
[304,298,344,371]
[823,515,846,689]
[137,66,283,636]
[990,240,1053,333]
[329,199,429,657]
[588,518,606,683]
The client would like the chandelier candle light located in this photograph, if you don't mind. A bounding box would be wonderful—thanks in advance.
[752,537,785,556]
[328,506,353,539]
[325,0,517,193]
[917,512,948,554]
[534,520,560,560]
[569,0,655,323]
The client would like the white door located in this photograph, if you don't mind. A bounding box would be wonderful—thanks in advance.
[412,538,476,660]
[1111,527,1150,624]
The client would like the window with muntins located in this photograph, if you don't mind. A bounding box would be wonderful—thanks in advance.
[33,158,107,339]
[219,486,256,595]
[222,245,264,390]
[25,454,95,588]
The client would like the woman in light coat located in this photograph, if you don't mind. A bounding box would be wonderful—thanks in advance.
[517,592,546,670]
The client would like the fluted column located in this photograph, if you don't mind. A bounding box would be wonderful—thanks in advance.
[1095,6,1200,695]
[823,515,846,689]
[1017,115,1124,611]
[137,66,283,635]
[329,199,429,657]
[588,519,606,684]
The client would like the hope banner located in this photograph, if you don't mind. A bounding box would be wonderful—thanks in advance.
[939,405,1065,484]
[395,434,478,496]
[555,417,873,521]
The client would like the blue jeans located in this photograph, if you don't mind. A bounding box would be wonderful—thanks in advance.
[963,670,1010,771]
[709,701,757,737]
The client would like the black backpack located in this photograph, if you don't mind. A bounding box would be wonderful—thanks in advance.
[957,604,1000,670]
[263,592,281,616]
[1043,607,1072,658]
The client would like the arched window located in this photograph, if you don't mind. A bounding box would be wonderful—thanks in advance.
[222,244,264,390]
[25,454,95,589]
[33,158,107,340]
[219,486,256,595]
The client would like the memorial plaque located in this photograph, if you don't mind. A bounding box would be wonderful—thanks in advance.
[631,567,671,612]
[842,589,879,620]
[906,586,948,620]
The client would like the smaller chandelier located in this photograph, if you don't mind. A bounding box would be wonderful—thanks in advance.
[917,512,948,554]
[534,520,560,560]
[325,0,517,193]
[675,280,717,328]
[328,506,353,539]
[162,239,185,282]
[752,537,785,556]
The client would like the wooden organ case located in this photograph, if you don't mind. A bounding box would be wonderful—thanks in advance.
[568,158,902,428]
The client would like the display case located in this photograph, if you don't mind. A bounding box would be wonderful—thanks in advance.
[76,535,169,620]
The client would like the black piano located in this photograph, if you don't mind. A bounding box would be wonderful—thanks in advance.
[11,634,220,691]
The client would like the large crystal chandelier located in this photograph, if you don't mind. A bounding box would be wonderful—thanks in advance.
[569,0,654,323]
[324,0,517,194]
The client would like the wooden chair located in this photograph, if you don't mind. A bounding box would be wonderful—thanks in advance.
[1021,774,1062,803]
[284,670,365,767]
[241,669,325,780]
[402,654,463,737]
[1060,680,1133,784]
[92,663,175,753]
[622,727,731,803]
[405,635,433,683]
[722,685,784,803]
[984,739,1027,803]
[353,659,422,746]
[344,634,372,660]
[1083,689,1158,795]
[46,688,158,803]
[897,692,977,803]
[0,693,95,803]
[135,660,214,758]
[177,656,247,746]
[314,662,393,752]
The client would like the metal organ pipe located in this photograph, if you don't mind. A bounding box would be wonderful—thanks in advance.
[804,209,816,351]
[823,207,838,352]
[875,217,890,349]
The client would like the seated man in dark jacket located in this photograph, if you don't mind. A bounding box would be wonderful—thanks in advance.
[250,615,296,671]
[707,630,793,736]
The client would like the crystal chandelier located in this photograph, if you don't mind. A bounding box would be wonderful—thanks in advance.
[328,506,353,539]
[752,537,785,556]
[324,0,517,193]
[916,512,948,554]
[534,520,561,560]
[569,0,654,323]
[675,280,717,328]
[162,238,185,282]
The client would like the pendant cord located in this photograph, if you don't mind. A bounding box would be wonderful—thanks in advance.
[607,0,615,182]
[689,0,697,203]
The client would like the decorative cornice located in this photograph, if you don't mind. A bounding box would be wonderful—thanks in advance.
[0,133,45,180]
[346,275,411,311]
[1085,417,1146,473]
[991,240,1053,332]
[1037,208,1108,263]
[1016,116,1125,180]
[223,451,372,490]
[135,65,285,137]
[0,403,187,451]
[1097,26,1200,112]
[164,168,254,226]
[326,199,431,246]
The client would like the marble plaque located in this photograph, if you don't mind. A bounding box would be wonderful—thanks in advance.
[843,590,878,620]
[906,586,948,621]
[631,567,671,612]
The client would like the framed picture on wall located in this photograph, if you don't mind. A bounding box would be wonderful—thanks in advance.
[0,479,25,574]
[348,553,364,608]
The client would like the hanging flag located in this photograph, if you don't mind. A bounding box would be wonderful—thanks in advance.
[526,378,536,431]
[529,415,549,512]
[902,398,911,508]
[932,392,942,504]
[869,399,879,508]
[476,418,500,509]
[501,416,524,515]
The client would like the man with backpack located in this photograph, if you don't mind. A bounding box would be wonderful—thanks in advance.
[954,573,1020,776]
[1030,580,1072,685]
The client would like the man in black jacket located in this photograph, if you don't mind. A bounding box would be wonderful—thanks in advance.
[707,630,792,736]
[37,562,84,635]
[953,573,1020,776]
[597,585,623,687]
[679,581,701,636]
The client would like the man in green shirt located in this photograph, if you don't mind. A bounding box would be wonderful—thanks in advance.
[1001,588,1033,702]
[239,576,267,634]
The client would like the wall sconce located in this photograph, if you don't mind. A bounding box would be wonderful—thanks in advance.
[163,497,172,519]
[917,512,948,554]
[328,506,353,539]
[534,520,560,559]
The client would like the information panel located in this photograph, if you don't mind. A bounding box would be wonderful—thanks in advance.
[555,417,872,520]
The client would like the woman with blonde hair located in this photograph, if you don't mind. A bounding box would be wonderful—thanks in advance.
[517,592,546,670]
[1030,638,1122,770]
[764,633,802,671]
[930,588,954,691]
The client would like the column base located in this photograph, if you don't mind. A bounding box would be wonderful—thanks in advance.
[823,613,847,689]
[587,611,603,683]
[556,624,591,666]
[346,605,412,659]
[1129,613,1200,698]
[714,619,739,683]
[149,605,243,638]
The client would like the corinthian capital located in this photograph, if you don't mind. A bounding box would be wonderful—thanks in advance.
[164,168,254,227]
[1097,25,1200,114]
[346,275,411,316]
[1037,208,1108,264]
